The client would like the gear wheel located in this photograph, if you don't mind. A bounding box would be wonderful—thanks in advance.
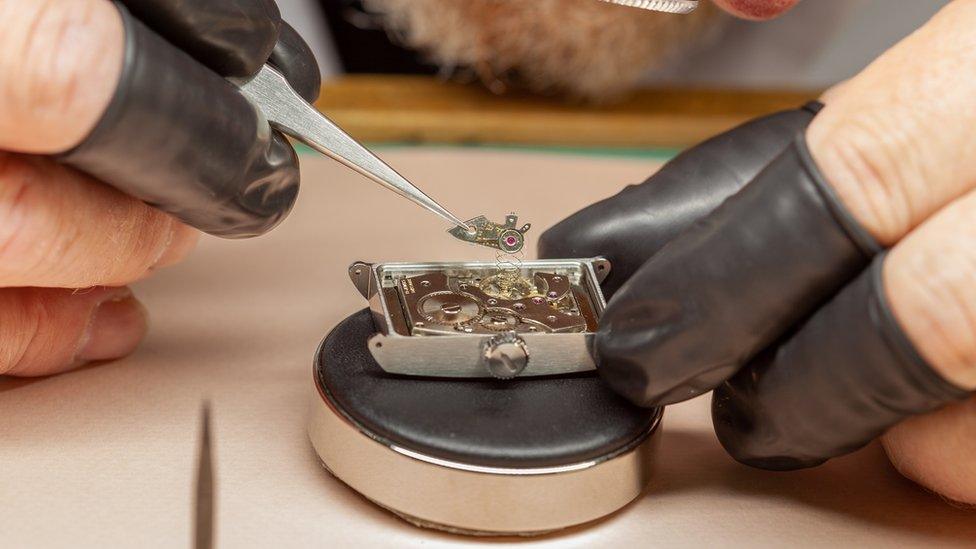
[418,292,483,325]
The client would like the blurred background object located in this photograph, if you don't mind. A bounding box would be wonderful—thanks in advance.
[354,0,723,100]
[276,0,951,148]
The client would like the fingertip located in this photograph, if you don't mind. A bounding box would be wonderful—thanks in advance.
[118,0,281,78]
[269,21,321,103]
[711,376,827,471]
[594,305,740,407]
[711,0,800,20]
[74,289,148,365]
[594,348,656,407]
[882,397,976,506]
[152,221,200,270]
[1,286,147,377]
[211,130,299,238]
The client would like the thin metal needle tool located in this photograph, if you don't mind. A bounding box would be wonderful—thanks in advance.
[238,65,472,232]
[194,402,214,549]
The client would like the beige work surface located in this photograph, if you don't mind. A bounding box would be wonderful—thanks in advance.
[2,149,974,548]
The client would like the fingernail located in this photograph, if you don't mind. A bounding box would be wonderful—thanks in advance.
[153,223,200,270]
[76,290,148,363]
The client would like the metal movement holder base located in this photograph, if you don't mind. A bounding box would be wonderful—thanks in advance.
[308,312,663,536]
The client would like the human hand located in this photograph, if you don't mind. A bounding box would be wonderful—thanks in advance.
[58,0,321,238]
[0,0,318,376]
[540,0,976,504]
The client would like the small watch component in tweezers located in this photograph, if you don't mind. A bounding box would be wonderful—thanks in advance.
[448,214,531,253]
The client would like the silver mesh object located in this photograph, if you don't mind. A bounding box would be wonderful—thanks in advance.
[598,0,699,14]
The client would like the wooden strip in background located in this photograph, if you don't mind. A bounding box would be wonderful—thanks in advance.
[315,75,819,149]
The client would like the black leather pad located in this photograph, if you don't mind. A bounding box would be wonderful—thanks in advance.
[315,309,662,468]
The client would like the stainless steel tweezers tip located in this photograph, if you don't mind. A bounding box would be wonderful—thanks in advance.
[598,0,698,14]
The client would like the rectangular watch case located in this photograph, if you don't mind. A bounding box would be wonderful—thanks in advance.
[348,258,611,379]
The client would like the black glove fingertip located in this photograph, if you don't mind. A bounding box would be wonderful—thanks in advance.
[117,0,281,77]
[229,130,301,237]
[538,105,822,297]
[269,21,322,103]
[712,254,971,470]
[593,134,879,407]
[594,314,741,407]
[61,4,300,238]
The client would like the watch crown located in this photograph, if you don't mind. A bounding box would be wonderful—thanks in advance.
[482,333,529,379]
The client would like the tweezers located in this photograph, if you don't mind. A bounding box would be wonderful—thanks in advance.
[238,65,471,232]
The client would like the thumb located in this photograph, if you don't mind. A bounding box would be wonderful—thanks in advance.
[0,0,124,153]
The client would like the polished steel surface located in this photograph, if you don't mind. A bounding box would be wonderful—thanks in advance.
[368,331,596,378]
[238,65,471,231]
[599,0,698,13]
[308,380,662,535]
